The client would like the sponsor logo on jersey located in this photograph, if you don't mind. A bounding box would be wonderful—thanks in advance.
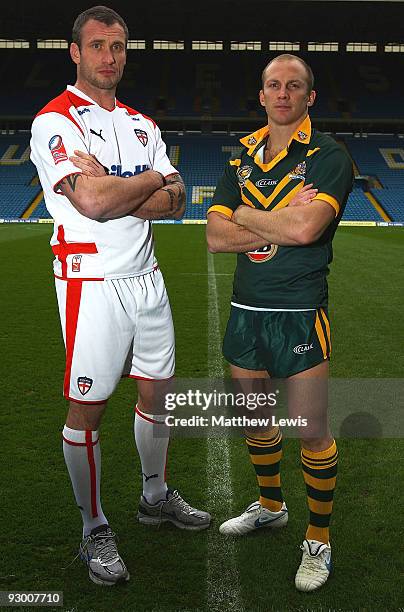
[246,244,278,263]
[135,129,148,146]
[297,130,308,141]
[237,165,253,186]
[109,163,150,177]
[255,178,278,187]
[125,110,140,121]
[48,135,68,165]
[289,161,306,180]
[293,343,314,354]
[77,376,93,396]
[78,107,90,116]
[90,128,106,142]
[72,254,82,272]
[248,136,257,145]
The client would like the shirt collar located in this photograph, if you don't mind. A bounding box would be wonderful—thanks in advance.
[240,115,312,155]
[67,85,117,109]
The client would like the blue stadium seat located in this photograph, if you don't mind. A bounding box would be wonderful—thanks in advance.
[344,135,404,220]
[344,135,404,188]
[0,184,41,217]
[370,189,404,221]
[343,191,382,221]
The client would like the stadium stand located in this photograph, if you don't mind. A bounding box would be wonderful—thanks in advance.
[1,132,403,222]
[0,45,403,227]
[342,189,383,222]
[0,163,36,184]
[30,197,50,219]
[1,51,404,122]
[370,189,404,221]
[165,135,238,220]
[0,184,41,218]
[344,135,404,221]
[345,135,404,187]
[0,134,42,218]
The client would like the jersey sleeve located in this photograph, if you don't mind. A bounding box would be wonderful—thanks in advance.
[306,146,353,216]
[151,125,178,177]
[30,113,87,194]
[207,157,242,218]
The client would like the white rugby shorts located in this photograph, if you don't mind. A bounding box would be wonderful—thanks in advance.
[55,268,175,403]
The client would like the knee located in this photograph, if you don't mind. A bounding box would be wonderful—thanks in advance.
[66,401,106,430]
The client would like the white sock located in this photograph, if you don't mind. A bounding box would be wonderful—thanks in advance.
[62,425,108,537]
[134,406,169,504]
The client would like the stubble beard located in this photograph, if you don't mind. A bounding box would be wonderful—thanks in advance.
[80,64,122,91]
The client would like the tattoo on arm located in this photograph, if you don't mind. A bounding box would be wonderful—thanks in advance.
[165,174,184,187]
[56,173,81,193]
[150,174,185,219]
[162,181,186,218]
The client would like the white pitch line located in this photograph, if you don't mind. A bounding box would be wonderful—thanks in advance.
[206,251,243,612]
[179,272,233,276]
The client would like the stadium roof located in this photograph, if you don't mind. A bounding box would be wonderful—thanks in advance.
[2,1,404,43]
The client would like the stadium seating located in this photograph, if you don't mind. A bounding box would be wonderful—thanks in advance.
[344,135,404,221]
[370,189,404,221]
[0,164,36,184]
[342,189,382,221]
[0,134,40,217]
[2,50,404,121]
[345,135,404,186]
[1,133,403,222]
[0,184,41,217]
[30,196,51,219]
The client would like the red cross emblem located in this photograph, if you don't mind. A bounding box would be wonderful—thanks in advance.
[51,226,98,278]
[77,376,93,396]
[135,129,148,147]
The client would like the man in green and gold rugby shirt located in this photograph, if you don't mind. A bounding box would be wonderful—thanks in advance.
[207,54,353,592]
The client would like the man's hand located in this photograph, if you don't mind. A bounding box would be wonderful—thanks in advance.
[232,204,250,226]
[288,183,318,207]
[69,150,107,177]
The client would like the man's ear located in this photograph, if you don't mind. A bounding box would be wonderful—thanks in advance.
[307,90,316,107]
[259,89,265,107]
[70,42,80,66]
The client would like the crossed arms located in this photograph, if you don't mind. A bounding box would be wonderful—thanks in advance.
[59,150,335,242]
[56,151,186,221]
[207,184,336,252]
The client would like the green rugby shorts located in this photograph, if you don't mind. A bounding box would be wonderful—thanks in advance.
[222,306,331,378]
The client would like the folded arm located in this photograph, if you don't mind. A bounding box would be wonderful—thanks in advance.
[63,150,185,221]
[207,210,269,253]
[56,170,164,220]
[232,198,335,246]
[207,184,328,252]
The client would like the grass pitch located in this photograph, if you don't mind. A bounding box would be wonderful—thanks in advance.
[0,224,403,612]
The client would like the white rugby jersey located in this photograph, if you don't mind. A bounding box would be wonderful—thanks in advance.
[30,85,177,280]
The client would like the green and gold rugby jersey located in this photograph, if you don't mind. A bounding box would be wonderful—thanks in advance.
[208,116,353,309]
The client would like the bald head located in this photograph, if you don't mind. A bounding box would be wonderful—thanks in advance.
[261,54,314,93]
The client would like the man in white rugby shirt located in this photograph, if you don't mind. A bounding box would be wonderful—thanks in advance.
[30,5,210,587]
